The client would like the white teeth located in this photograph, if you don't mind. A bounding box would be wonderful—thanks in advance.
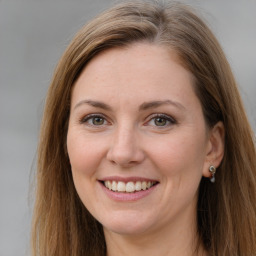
[117,181,126,192]
[142,181,147,190]
[112,181,117,191]
[126,182,135,193]
[135,181,141,191]
[103,180,156,192]
[104,181,111,189]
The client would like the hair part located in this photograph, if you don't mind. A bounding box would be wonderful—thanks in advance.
[31,1,256,255]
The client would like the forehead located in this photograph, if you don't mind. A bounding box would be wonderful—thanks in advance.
[71,43,198,109]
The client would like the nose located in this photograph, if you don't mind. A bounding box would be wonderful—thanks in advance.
[106,125,145,167]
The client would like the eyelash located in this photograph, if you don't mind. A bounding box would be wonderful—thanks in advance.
[79,113,177,128]
[145,113,177,128]
[79,114,108,126]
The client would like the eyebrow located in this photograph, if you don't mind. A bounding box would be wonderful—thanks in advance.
[74,100,112,111]
[139,100,186,111]
[74,99,185,111]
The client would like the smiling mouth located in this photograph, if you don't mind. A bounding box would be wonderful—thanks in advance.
[102,180,158,193]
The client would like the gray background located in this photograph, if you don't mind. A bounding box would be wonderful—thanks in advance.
[0,1,255,255]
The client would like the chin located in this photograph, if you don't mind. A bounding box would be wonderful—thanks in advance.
[104,223,150,236]
[100,211,155,236]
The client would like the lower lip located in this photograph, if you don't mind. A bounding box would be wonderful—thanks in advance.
[99,181,158,202]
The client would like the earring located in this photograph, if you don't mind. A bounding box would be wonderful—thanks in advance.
[209,165,216,183]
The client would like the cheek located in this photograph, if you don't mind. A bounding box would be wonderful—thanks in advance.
[67,131,101,209]
[67,130,101,178]
[148,131,207,180]
[142,134,206,224]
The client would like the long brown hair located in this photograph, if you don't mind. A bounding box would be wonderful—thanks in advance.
[31,1,256,255]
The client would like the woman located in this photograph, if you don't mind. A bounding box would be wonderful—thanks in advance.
[31,1,256,255]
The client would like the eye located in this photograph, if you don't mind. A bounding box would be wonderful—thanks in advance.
[80,114,108,126]
[146,114,176,127]
[154,117,168,126]
[90,116,105,125]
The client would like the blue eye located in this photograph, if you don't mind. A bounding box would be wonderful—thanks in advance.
[147,114,176,127]
[81,114,107,126]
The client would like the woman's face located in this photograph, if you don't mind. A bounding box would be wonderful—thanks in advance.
[67,43,213,237]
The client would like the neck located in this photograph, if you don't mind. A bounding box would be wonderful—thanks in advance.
[104,208,206,256]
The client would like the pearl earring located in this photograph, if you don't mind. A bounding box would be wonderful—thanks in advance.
[209,165,216,183]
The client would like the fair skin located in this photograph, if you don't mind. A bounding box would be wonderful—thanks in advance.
[67,43,224,256]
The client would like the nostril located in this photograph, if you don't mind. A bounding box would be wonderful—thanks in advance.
[106,145,145,167]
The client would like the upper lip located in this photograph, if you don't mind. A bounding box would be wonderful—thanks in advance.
[99,176,159,183]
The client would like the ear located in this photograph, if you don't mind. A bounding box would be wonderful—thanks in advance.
[202,121,225,178]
